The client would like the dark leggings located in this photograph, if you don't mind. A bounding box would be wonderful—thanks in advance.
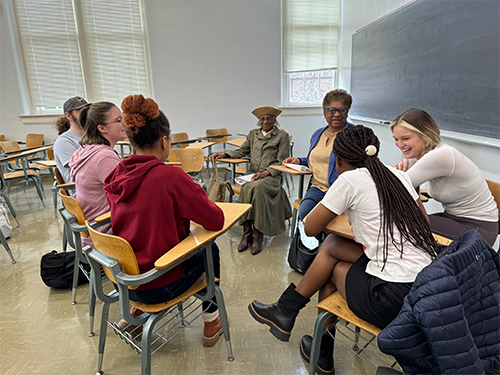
[429,212,498,246]
[128,242,220,313]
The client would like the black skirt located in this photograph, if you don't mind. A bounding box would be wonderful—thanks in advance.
[345,253,412,329]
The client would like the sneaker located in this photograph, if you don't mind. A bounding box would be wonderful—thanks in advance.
[203,316,223,347]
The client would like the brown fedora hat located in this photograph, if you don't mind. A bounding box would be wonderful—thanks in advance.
[252,106,282,119]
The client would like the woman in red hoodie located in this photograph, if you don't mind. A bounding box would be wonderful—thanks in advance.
[104,95,225,347]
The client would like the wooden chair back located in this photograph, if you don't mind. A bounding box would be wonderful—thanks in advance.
[85,222,141,289]
[59,189,89,237]
[206,128,228,144]
[47,149,54,160]
[0,135,5,142]
[54,167,65,185]
[171,132,190,148]
[486,179,500,234]
[168,148,205,173]
[0,141,21,153]
[26,134,44,148]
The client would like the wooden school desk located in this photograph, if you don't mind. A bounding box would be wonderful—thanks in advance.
[324,213,453,246]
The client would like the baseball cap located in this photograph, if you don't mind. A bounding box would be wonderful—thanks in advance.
[63,96,90,114]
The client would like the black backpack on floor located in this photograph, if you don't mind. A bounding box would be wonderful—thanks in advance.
[40,250,90,289]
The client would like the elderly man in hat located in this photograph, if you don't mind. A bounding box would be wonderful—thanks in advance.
[53,96,91,186]
[209,106,292,254]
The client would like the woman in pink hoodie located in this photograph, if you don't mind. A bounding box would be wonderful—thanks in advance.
[70,101,126,248]
[104,95,225,347]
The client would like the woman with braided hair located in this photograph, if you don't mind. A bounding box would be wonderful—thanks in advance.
[103,95,226,347]
[249,125,438,375]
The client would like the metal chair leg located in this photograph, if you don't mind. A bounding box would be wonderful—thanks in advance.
[0,231,16,264]
[0,192,20,228]
[309,310,333,374]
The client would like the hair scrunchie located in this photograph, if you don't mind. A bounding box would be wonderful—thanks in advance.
[365,145,377,156]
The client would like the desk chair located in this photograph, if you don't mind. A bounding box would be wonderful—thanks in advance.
[171,132,190,148]
[58,189,109,336]
[205,128,229,178]
[0,135,5,142]
[0,140,51,182]
[308,291,398,374]
[51,167,73,219]
[25,133,46,161]
[84,222,234,375]
[0,157,45,206]
[168,148,205,183]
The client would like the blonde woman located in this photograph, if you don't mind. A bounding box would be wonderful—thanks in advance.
[391,108,498,245]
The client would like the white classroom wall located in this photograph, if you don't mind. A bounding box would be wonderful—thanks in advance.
[1,0,498,193]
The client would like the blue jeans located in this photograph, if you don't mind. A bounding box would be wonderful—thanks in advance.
[298,187,327,241]
[128,242,220,312]
[298,187,326,221]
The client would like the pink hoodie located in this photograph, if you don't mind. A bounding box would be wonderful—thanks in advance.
[70,144,121,248]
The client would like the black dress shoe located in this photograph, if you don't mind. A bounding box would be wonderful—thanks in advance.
[300,334,335,375]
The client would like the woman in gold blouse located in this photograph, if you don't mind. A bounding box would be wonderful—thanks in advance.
[283,89,353,222]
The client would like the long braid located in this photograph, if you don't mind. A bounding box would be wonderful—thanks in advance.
[333,125,438,268]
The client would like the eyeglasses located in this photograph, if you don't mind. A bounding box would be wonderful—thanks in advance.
[325,107,348,115]
[101,118,123,126]
[259,115,275,123]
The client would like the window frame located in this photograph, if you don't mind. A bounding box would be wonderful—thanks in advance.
[280,0,342,109]
[8,0,152,118]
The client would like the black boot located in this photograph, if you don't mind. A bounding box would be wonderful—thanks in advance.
[238,221,253,252]
[299,328,335,375]
[248,283,309,342]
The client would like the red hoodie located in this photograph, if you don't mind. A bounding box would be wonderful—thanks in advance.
[104,154,224,289]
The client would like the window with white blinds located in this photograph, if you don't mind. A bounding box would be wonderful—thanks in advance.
[12,0,150,112]
[283,0,341,105]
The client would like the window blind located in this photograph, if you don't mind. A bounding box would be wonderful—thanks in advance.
[81,0,149,106]
[13,0,85,108]
[283,0,341,73]
[13,0,150,110]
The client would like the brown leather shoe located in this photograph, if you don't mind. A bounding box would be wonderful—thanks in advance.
[238,221,253,252]
[203,316,223,347]
[251,228,263,255]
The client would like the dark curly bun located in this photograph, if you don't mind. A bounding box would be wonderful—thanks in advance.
[120,95,170,150]
[121,94,160,134]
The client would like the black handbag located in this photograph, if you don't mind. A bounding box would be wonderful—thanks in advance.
[287,229,319,274]
[287,197,321,274]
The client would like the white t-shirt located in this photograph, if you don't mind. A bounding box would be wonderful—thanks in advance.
[406,143,497,222]
[321,166,432,283]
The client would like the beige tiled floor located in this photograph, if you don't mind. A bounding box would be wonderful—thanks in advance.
[0,173,391,375]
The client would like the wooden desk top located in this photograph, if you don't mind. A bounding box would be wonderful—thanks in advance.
[36,160,57,167]
[0,145,53,162]
[164,161,182,166]
[269,165,312,175]
[217,158,250,164]
[116,140,130,145]
[324,213,452,246]
[95,203,252,269]
[226,138,246,148]
[155,203,252,269]
[186,141,215,149]
[0,143,52,155]
[172,138,198,146]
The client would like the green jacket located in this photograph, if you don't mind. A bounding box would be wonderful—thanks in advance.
[225,126,290,177]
